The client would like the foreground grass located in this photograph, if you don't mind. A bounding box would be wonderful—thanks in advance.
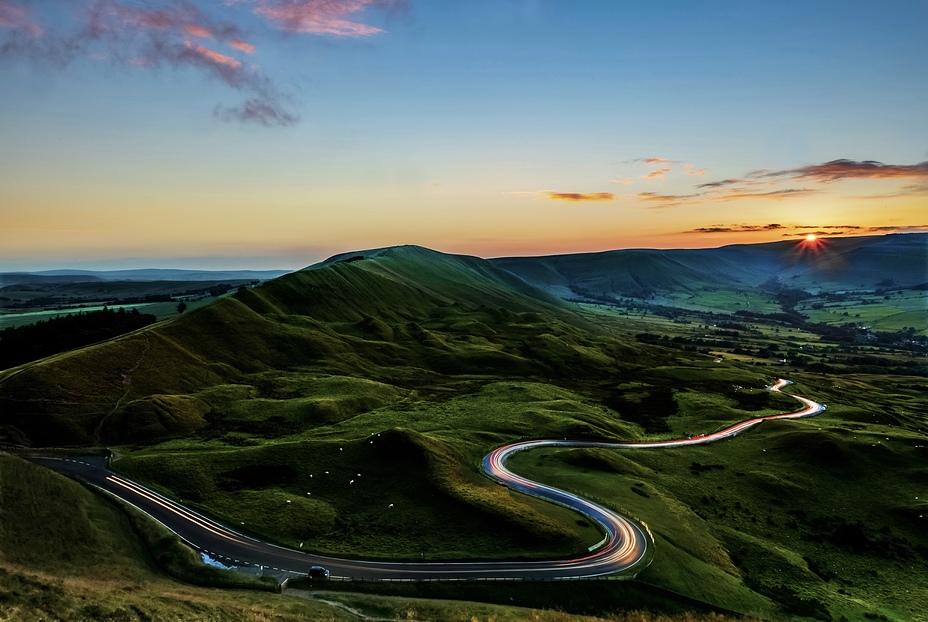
[0,452,351,621]
[300,589,759,622]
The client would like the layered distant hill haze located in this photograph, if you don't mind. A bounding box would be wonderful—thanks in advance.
[0,268,289,286]
[492,233,927,306]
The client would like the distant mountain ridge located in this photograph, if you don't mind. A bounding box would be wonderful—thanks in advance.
[0,268,291,286]
[491,234,927,301]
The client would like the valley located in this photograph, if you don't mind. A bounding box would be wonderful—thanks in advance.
[1,236,925,622]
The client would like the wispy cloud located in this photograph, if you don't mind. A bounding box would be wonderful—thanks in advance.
[685,222,927,236]
[0,1,292,126]
[781,231,845,237]
[0,0,42,36]
[685,168,706,176]
[696,178,742,189]
[637,192,702,208]
[610,177,633,185]
[714,188,818,202]
[795,225,861,230]
[858,180,928,200]
[230,38,256,53]
[762,158,928,183]
[861,224,928,233]
[545,191,615,202]
[641,169,670,181]
[0,0,407,126]
[234,0,406,37]
[633,186,817,209]
[624,157,678,165]
[686,223,786,234]
[696,178,773,189]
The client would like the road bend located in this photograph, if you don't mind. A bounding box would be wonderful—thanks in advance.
[31,379,823,580]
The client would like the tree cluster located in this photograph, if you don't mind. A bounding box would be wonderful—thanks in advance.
[0,307,156,369]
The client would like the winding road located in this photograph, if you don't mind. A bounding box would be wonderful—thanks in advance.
[30,378,823,581]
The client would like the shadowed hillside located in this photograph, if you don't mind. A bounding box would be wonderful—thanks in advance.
[0,245,630,448]
[492,233,928,302]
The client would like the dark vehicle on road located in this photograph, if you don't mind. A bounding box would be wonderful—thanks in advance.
[309,565,329,579]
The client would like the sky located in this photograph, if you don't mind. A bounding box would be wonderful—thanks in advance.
[1,0,926,270]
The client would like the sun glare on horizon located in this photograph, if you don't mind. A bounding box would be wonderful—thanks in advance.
[806,234,817,242]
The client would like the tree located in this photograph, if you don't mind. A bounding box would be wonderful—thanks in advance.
[176,301,188,314]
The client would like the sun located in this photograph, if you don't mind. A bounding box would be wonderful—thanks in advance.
[805,234,817,242]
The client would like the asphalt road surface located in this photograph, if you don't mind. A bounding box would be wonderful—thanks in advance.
[31,379,823,580]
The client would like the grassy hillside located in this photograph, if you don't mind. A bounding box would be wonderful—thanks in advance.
[0,452,350,621]
[492,233,928,309]
[0,452,755,622]
[2,242,925,620]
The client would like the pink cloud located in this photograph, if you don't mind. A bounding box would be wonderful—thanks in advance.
[0,1,42,36]
[230,38,256,54]
[183,24,213,39]
[0,1,297,127]
[185,41,242,69]
[611,178,633,185]
[239,0,403,37]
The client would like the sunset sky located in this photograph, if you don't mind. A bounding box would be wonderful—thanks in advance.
[1,0,926,270]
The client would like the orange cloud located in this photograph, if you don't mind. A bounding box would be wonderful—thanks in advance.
[545,192,615,202]
[183,24,213,39]
[611,178,633,185]
[186,41,242,69]
[230,38,256,54]
[641,169,670,180]
[643,157,672,164]
[685,168,706,176]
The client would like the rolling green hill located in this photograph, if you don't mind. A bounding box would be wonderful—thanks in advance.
[491,233,928,306]
[0,245,627,447]
[1,241,925,620]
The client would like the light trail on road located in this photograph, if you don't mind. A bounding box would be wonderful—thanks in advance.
[31,378,823,580]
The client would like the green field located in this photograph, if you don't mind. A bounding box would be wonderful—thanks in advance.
[798,290,928,336]
[2,244,925,621]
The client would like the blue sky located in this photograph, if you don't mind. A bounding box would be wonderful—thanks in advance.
[1,0,926,270]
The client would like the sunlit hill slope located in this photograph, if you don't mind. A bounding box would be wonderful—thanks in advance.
[0,245,642,448]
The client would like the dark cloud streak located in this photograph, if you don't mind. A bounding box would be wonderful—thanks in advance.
[545,192,615,202]
[685,223,785,234]
[764,159,928,183]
